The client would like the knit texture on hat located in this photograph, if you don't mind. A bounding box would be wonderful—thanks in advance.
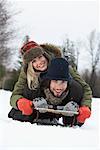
[20,41,39,55]
[42,58,72,81]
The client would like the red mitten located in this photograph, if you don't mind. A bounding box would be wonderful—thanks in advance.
[17,98,33,115]
[77,106,91,123]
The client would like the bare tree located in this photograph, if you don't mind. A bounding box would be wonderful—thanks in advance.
[0,0,14,66]
[62,37,79,69]
[86,30,100,89]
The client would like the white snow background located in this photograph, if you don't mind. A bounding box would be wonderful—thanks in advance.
[0,89,100,150]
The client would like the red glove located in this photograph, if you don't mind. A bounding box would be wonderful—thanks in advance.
[77,106,91,123]
[17,98,33,115]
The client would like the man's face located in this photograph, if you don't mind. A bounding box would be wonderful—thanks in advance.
[32,54,48,71]
[50,80,68,97]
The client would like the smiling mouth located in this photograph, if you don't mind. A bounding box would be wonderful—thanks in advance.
[38,64,45,68]
[55,91,62,94]
[39,62,46,67]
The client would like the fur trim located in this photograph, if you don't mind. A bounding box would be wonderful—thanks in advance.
[23,47,44,63]
[40,43,62,58]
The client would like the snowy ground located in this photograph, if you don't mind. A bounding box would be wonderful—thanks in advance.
[0,89,100,150]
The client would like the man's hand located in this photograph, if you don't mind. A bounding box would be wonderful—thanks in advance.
[33,97,48,108]
[63,101,79,116]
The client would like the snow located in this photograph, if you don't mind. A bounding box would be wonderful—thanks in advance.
[0,89,100,150]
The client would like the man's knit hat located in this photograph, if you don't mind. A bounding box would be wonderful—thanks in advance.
[20,41,46,64]
[42,58,72,81]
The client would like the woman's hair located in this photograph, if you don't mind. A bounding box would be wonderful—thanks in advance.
[25,62,40,90]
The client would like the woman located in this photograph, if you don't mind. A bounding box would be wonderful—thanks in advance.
[9,41,61,109]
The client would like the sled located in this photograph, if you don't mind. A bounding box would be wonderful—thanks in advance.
[33,106,79,127]
[36,107,79,116]
[32,119,65,127]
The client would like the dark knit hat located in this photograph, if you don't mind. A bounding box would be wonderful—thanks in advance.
[20,41,46,63]
[42,58,72,81]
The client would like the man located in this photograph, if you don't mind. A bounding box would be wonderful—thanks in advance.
[39,58,91,126]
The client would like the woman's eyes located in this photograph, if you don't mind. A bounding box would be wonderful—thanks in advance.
[38,55,43,59]
[32,55,43,63]
[32,59,36,63]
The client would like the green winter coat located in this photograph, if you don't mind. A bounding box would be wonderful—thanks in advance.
[69,66,92,108]
[10,66,92,109]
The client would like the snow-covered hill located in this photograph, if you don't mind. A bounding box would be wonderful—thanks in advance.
[0,89,100,150]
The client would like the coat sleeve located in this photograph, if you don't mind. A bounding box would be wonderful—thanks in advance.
[69,66,92,108]
[10,67,27,109]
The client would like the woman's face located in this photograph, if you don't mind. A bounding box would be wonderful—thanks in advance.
[50,80,68,97]
[32,54,48,71]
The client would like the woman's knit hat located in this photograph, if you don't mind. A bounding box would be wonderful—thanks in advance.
[20,41,49,64]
